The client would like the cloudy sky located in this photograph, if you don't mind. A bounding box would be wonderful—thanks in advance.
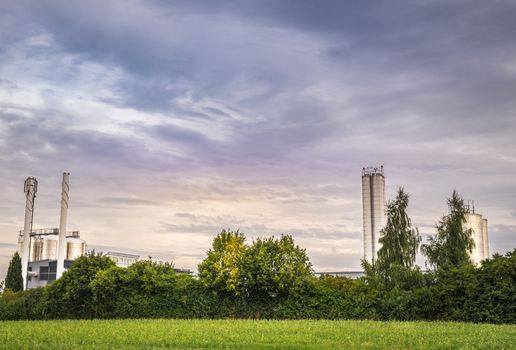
[1,0,515,278]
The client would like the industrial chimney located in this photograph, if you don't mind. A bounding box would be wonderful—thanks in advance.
[21,177,37,290]
[56,172,70,279]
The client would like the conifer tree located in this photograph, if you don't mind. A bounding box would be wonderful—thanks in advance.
[5,252,23,292]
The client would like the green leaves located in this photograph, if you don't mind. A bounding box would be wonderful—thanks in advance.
[376,187,420,270]
[198,229,247,296]
[198,230,312,303]
[4,252,23,292]
[239,235,312,301]
[422,190,475,270]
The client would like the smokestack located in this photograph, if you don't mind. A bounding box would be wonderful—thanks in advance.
[21,177,37,290]
[56,172,70,279]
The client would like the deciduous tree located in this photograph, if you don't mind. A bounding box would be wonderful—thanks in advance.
[422,190,475,269]
[376,187,420,269]
[198,229,247,296]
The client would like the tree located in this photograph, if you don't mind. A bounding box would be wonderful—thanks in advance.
[422,190,475,269]
[198,229,247,296]
[44,252,115,318]
[5,252,23,292]
[376,187,421,269]
[239,235,312,301]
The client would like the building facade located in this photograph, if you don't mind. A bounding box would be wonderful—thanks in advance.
[362,166,386,262]
[104,251,140,268]
[17,228,87,289]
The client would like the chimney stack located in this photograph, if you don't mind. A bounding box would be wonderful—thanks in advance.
[56,172,70,279]
[21,177,37,290]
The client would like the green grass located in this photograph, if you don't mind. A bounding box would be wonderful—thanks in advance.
[0,319,514,349]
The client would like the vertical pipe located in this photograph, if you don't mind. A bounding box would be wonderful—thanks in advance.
[21,177,37,290]
[56,172,70,279]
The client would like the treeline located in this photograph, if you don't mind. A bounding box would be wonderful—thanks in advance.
[0,249,514,323]
[1,190,515,323]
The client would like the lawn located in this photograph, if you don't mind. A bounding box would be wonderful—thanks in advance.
[0,319,514,349]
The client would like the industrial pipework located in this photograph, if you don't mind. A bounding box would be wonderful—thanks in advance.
[56,172,70,279]
[21,177,37,290]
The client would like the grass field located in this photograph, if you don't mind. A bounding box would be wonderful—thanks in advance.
[0,319,514,349]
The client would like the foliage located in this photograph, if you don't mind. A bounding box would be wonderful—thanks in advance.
[239,235,313,302]
[422,190,475,269]
[0,287,45,320]
[5,252,23,292]
[0,233,514,324]
[91,260,207,319]
[43,252,115,318]
[376,188,420,270]
[198,229,247,296]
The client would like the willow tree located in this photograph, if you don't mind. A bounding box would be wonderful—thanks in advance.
[422,190,475,269]
[376,187,420,270]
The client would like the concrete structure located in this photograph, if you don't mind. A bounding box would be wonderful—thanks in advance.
[104,251,140,268]
[26,259,74,289]
[17,173,87,289]
[21,177,37,290]
[464,201,489,264]
[362,166,386,262]
[314,271,365,279]
[17,228,87,288]
[56,172,70,279]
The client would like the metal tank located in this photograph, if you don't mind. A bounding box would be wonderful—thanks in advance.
[482,218,489,260]
[362,166,385,262]
[42,236,59,260]
[464,213,484,264]
[66,237,86,260]
[31,236,44,261]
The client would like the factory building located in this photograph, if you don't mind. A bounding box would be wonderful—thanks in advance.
[362,166,386,262]
[17,228,87,289]
[464,201,489,264]
[18,173,87,289]
[104,251,140,268]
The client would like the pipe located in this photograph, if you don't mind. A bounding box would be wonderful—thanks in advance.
[21,177,37,290]
[56,172,70,279]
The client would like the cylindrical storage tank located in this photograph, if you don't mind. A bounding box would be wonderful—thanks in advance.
[17,233,23,256]
[32,237,44,261]
[42,236,58,260]
[482,219,489,260]
[464,213,483,264]
[66,238,86,260]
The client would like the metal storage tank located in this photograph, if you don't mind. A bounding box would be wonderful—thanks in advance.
[66,237,86,260]
[362,166,386,262]
[42,236,59,260]
[482,218,489,259]
[17,232,23,256]
[464,213,484,264]
[31,237,44,261]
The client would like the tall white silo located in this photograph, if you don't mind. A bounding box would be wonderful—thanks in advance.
[482,218,489,259]
[464,212,484,264]
[362,166,386,262]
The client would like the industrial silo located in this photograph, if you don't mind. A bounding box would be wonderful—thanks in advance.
[482,218,489,259]
[31,236,44,261]
[468,213,483,264]
[66,236,86,260]
[362,166,386,262]
[42,235,59,260]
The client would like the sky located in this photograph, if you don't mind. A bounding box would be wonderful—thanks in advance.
[1,0,516,279]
